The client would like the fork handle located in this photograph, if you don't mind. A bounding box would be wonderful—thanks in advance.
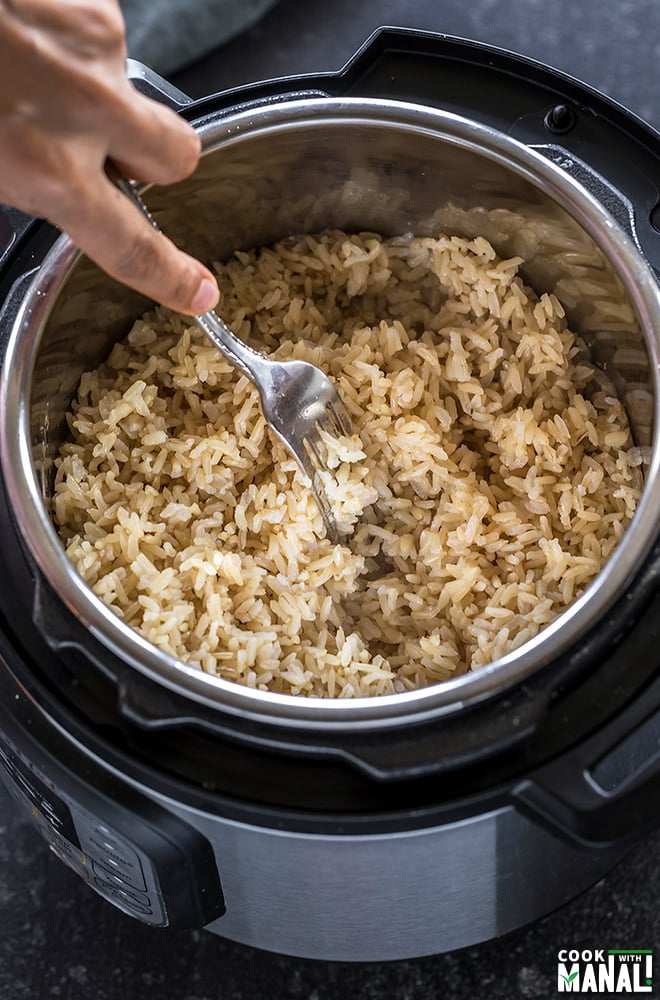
[192,310,267,387]
[108,167,265,386]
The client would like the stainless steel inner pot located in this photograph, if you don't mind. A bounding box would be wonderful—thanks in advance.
[2,98,659,729]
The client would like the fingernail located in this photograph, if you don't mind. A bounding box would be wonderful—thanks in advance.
[191,277,219,314]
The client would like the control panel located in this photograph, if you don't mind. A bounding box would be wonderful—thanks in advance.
[0,739,169,923]
[0,732,225,929]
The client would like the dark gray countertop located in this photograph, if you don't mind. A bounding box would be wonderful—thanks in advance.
[1,0,659,997]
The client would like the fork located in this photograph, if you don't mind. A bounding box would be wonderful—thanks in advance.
[111,173,354,544]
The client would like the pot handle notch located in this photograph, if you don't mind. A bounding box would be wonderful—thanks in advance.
[0,206,36,270]
[513,673,660,849]
[126,58,193,109]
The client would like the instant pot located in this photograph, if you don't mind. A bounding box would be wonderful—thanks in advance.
[0,29,659,962]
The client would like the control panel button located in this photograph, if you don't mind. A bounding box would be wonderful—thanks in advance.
[93,877,153,916]
[84,834,146,890]
[92,866,151,905]
[91,850,147,891]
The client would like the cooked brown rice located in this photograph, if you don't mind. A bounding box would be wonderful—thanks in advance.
[53,230,642,698]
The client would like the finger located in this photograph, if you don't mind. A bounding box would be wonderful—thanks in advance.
[108,88,202,186]
[55,178,219,314]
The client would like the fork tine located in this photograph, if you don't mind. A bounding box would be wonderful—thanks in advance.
[328,396,354,437]
[304,432,326,469]
[309,475,340,545]
[315,415,336,441]
[285,434,340,544]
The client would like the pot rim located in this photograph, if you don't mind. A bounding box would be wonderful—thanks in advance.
[2,96,659,731]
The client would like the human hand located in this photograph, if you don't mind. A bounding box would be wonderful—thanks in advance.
[0,0,219,314]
